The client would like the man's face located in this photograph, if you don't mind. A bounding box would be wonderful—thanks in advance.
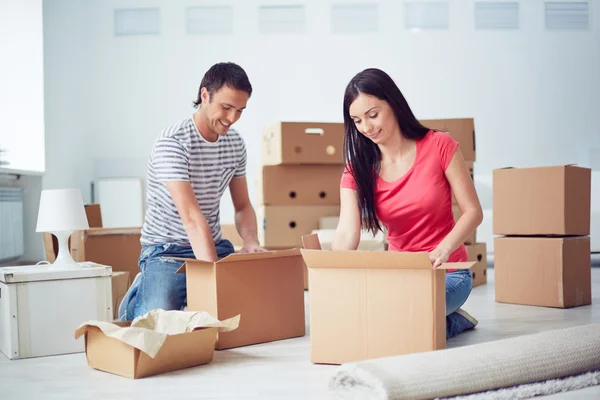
[200,85,249,137]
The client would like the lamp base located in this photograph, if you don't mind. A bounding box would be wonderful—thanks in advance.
[48,231,83,271]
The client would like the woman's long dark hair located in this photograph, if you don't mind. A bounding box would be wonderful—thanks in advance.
[343,68,431,235]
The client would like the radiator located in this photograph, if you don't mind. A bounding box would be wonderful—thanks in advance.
[0,187,24,261]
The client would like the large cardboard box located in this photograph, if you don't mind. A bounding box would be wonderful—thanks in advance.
[452,205,476,245]
[301,234,474,365]
[257,164,344,205]
[262,122,344,165]
[494,236,591,308]
[70,228,142,285]
[419,118,476,161]
[493,165,591,236]
[466,242,487,287]
[258,205,340,248]
[176,249,306,349]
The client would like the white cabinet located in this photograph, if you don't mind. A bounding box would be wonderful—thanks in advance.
[0,264,112,360]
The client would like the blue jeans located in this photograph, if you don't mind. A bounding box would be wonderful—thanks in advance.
[118,240,235,321]
[445,269,474,339]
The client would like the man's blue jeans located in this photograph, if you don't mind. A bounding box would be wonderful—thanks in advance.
[119,240,235,321]
[446,269,475,338]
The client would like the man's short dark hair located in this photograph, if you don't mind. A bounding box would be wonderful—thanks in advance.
[192,62,252,108]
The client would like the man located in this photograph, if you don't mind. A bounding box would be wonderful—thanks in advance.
[119,62,265,321]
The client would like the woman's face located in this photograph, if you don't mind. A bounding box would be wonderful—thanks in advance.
[349,93,398,144]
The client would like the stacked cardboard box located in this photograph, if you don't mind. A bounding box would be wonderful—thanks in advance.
[257,122,345,288]
[258,122,345,249]
[420,118,487,286]
[492,165,592,308]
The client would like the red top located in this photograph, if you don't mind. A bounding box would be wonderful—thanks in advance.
[341,130,468,266]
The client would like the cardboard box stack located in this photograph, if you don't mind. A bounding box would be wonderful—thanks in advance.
[492,165,592,308]
[420,118,487,287]
[258,122,346,288]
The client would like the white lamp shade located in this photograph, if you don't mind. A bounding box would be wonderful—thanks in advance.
[36,189,90,232]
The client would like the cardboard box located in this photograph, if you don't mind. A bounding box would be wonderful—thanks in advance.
[419,118,476,161]
[301,234,474,365]
[257,164,344,206]
[258,205,340,248]
[262,122,344,165]
[466,243,487,287]
[111,271,130,321]
[176,249,306,349]
[84,204,103,228]
[220,223,243,251]
[494,236,591,308]
[70,228,142,285]
[80,323,217,379]
[493,165,591,236]
[452,205,476,245]
[452,161,474,204]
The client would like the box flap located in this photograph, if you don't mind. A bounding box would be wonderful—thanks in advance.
[174,248,302,273]
[300,249,426,269]
[302,233,322,250]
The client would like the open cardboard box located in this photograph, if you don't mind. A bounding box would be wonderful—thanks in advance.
[300,234,474,365]
[75,311,239,379]
[174,249,306,350]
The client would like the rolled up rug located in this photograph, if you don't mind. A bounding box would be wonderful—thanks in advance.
[330,323,600,400]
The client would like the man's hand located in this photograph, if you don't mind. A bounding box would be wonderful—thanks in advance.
[239,242,268,254]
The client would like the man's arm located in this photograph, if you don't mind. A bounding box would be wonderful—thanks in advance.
[229,176,264,252]
[165,181,218,262]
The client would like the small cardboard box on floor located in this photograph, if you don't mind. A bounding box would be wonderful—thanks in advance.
[301,234,474,365]
[175,249,306,350]
[75,310,239,379]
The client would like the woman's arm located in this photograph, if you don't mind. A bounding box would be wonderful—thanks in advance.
[430,148,483,266]
[331,188,362,251]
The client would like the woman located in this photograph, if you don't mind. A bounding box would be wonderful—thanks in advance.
[333,68,483,339]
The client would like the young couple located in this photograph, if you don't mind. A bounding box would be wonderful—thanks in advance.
[119,62,483,339]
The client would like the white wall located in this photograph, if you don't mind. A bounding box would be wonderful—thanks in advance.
[0,0,45,173]
[41,0,600,252]
[0,0,46,263]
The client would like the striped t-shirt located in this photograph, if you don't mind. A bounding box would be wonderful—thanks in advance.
[140,116,247,246]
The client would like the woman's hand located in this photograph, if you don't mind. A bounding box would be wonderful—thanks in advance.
[429,244,452,268]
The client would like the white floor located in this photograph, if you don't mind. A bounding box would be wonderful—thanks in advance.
[2,267,600,400]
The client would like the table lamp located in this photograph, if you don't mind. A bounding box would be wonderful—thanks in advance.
[36,189,90,270]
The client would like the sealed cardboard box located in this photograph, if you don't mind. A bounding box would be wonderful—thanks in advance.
[258,205,340,248]
[257,164,344,206]
[494,236,591,308]
[466,242,487,287]
[176,249,306,350]
[493,165,591,236]
[262,122,344,165]
[419,118,476,161]
[74,310,239,379]
[301,234,474,365]
[70,228,142,285]
[452,205,476,245]
[220,223,244,251]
